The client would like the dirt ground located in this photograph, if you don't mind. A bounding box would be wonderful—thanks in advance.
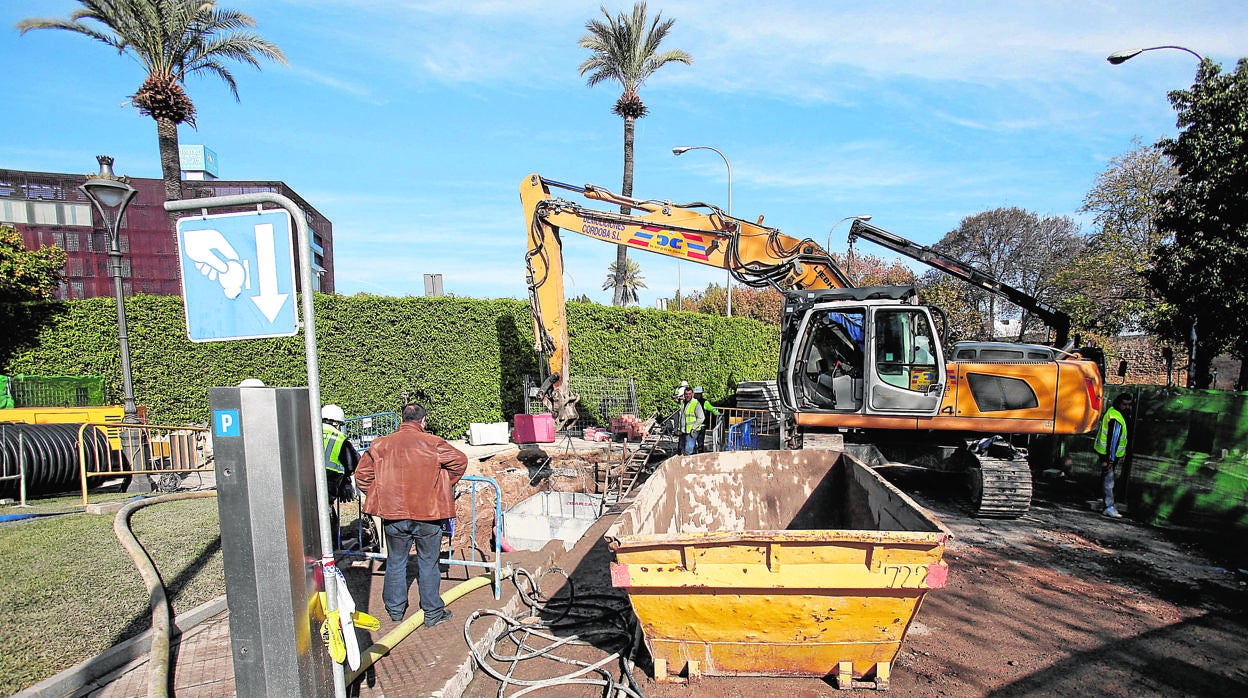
[459,450,1247,697]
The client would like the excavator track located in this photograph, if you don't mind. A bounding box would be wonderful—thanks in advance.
[967,457,1032,518]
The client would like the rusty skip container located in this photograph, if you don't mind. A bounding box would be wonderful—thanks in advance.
[605,449,950,689]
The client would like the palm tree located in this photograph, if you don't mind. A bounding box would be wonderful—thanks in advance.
[601,258,647,306]
[578,2,691,306]
[17,0,286,205]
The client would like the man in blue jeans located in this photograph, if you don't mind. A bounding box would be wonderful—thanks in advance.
[355,404,467,625]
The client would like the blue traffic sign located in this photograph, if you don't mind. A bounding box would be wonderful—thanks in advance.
[177,210,298,342]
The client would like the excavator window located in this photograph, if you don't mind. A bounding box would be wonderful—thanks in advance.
[874,310,939,392]
[798,309,866,410]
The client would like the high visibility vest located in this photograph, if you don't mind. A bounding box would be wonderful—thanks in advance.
[683,399,701,433]
[1093,406,1128,459]
[323,424,348,474]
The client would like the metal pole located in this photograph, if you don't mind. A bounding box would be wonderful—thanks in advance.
[165,193,346,698]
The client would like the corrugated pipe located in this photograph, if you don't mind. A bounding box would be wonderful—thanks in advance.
[345,570,511,686]
[113,491,218,698]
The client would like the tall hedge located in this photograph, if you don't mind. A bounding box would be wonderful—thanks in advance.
[1,295,779,437]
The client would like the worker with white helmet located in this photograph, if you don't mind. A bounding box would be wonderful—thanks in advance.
[322,404,361,545]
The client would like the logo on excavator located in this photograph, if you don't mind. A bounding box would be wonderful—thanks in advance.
[628,227,710,261]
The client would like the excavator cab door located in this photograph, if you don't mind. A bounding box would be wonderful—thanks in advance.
[864,305,945,414]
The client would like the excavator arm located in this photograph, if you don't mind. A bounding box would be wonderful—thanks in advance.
[522,173,850,424]
[848,219,1072,347]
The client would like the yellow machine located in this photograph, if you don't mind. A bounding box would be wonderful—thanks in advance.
[522,173,1104,517]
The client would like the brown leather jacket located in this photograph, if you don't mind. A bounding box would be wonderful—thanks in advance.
[354,421,467,521]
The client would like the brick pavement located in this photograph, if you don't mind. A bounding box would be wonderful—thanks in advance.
[81,541,565,697]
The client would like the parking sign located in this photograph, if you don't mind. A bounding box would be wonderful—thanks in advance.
[177,210,298,342]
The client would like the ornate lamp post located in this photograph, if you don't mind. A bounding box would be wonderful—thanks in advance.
[79,156,140,422]
[673,145,733,316]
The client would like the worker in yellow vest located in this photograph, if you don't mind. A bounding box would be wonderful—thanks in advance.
[679,387,705,456]
[1092,393,1133,519]
[322,404,361,545]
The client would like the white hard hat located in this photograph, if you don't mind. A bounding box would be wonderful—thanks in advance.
[693,386,704,394]
[322,404,346,423]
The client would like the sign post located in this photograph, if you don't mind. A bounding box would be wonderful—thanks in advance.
[166,194,345,698]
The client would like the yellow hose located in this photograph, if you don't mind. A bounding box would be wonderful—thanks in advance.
[345,570,509,685]
[113,491,219,698]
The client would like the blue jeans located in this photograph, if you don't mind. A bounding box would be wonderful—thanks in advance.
[681,433,696,456]
[382,519,447,622]
[1102,461,1117,510]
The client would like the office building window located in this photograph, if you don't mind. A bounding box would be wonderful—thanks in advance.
[122,259,132,277]
[65,232,80,252]
[31,202,58,225]
[70,259,83,277]
[71,281,84,298]
[119,235,129,253]
[63,203,92,227]
[0,199,28,223]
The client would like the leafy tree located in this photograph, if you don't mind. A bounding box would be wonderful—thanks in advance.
[918,274,984,343]
[1150,59,1248,389]
[932,207,1083,342]
[17,0,285,205]
[830,251,917,287]
[1055,140,1177,337]
[0,225,67,303]
[601,258,647,305]
[578,2,691,306]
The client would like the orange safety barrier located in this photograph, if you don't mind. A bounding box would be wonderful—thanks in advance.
[77,422,212,506]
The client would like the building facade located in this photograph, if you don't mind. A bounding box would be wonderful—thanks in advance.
[0,165,334,300]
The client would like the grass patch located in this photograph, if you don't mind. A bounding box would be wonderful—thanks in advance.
[0,494,224,695]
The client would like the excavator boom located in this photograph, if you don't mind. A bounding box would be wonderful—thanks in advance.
[848,219,1072,346]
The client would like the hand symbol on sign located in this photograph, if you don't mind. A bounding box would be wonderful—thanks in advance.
[183,229,248,299]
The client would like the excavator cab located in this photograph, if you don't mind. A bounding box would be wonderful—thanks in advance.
[780,286,946,417]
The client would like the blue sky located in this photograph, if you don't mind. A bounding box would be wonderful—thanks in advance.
[2,1,1245,307]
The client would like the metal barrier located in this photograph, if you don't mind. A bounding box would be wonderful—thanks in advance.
[339,475,504,600]
[343,412,400,452]
[715,407,780,452]
[77,422,213,506]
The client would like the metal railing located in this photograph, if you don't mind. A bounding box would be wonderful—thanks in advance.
[342,411,400,452]
[78,423,213,506]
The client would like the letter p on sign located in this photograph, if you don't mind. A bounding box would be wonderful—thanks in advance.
[215,409,240,437]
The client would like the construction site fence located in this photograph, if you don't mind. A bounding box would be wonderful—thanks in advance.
[77,422,212,507]
[712,407,782,452]
[1046,385,1248,532]
[343,411,400,452]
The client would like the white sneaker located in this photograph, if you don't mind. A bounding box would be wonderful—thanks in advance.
[1102,507,1123,519]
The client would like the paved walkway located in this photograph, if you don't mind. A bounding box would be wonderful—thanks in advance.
[73,438,618,698]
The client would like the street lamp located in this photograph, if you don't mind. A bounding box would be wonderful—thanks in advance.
[1107,45,1204,65]
[80,156,139,422]
[673,145,733,316]
[827,214,872,282]
[1108,44,1203,386]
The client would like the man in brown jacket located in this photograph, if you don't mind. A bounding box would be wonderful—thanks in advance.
[355,403,467,625]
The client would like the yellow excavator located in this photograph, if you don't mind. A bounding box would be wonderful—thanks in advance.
[521,173,1103,517]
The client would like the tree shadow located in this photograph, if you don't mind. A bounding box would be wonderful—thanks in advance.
[496,313,537,421]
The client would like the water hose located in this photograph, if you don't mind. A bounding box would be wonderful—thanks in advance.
[345,569,511,686]
[113,491,218,698]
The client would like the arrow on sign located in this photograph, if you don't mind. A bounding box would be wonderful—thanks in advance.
[250,222,289,322]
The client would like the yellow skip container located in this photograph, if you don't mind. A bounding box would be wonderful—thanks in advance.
[605,449,950,689]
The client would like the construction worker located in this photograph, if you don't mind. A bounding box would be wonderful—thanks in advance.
[1092,393,1132,519]
[322,404,361,544]
[679,387,704,456]
[693,386,719,453]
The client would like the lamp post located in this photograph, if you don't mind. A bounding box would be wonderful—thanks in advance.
[1108,44,1203,386]
[1107,45,1204,65]
[827,214,872,282]
[80,156,139,422]
[673,145,733,316]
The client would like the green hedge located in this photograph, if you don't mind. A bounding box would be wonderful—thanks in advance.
[1,295,779,437]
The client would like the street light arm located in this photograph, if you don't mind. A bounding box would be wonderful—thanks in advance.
[826,214,871,254]
[1108,45,1204,65]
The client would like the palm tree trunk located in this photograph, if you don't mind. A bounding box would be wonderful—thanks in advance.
[156,116,183,203]
[613,115,637,306]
